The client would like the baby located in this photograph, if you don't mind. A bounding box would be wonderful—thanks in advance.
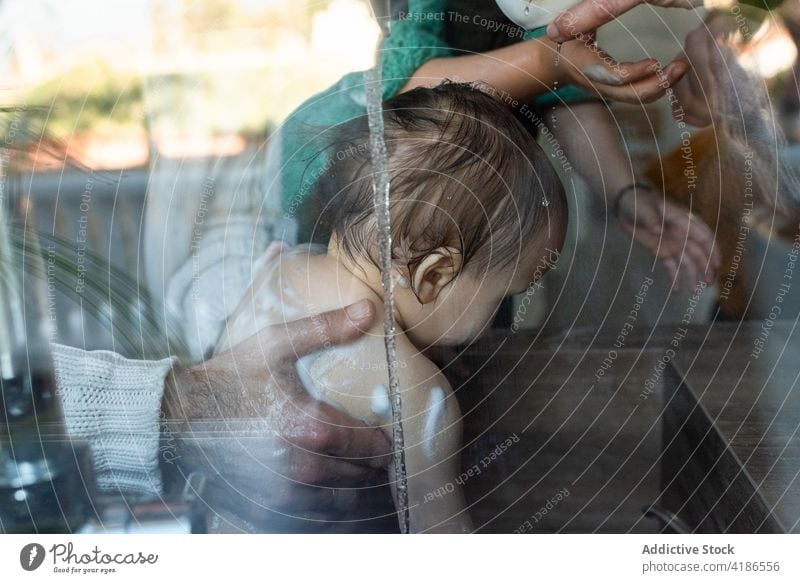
[216,83,567,533]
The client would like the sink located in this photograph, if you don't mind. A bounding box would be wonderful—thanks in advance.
[442,329,709,533]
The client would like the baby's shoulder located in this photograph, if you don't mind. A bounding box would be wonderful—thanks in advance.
[356,317,448,387]
[364,328,457,421]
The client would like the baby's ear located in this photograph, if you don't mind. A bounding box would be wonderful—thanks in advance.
[411,247,462,304]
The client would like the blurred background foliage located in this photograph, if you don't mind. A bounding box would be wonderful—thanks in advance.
[0,0,379,167]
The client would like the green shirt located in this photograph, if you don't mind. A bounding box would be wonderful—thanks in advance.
[275,0,591,216]
[275,0,781,216]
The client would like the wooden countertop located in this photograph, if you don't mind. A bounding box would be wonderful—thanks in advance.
[447,321,800,533]
[669,322,800,533]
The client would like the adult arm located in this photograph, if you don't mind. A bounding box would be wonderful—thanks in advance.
[54,300,390,519]
[547,101,720,289]
[279,0,685,214]
[162,300,392,530]
[402,31,687,105]
[672,14,774,127]
[546,0,783,43]
[53,343,174,496]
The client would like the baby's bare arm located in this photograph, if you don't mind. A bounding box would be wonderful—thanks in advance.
[316,329,473,532]
[392,351,472,533]
[273,320,473,532]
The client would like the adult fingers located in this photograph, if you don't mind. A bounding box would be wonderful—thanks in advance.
[281,397,391,470]
[680,236,713,284]
[286,447,386,487]
[687,227,721,282]
[654,217,705,287]
[623,220,671,264]
[315,404,392,469]
[643,212,716,289]
[685,216,721,272]
[661,257,680,291]
[663,201,721,272]
[581,59,661,88]
[672,74,711,126]
[547,0,643,43]
[682,209,716,250]
[266,299,377,363]
[575,47,660,87]
[661,222,712,290]
[676,255,697,293]
[596,60,687,104]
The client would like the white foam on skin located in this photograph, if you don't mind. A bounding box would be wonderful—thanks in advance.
[581,64,622,86]
[224,259,305,346]
[370,385,391,417]
[228,244,335,347]
[295,354,324,399]
[295,348,364,413]
[254,245,326,321]
[423,387,447,459]
[295,354,346,412]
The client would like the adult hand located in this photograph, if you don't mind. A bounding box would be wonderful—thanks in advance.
[163,299,393,532]
[672,19,763,127]
[616,187,721,291]
[557,34,688,103]
[547,0,705,43]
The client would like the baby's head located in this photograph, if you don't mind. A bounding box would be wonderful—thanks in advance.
[314,82,567,347]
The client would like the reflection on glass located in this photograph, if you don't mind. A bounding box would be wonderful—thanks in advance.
[1,0,800,536]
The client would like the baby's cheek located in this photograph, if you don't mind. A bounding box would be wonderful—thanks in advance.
[463,300,501,335]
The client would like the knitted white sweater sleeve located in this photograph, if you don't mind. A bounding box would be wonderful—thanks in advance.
[51,343,176,497]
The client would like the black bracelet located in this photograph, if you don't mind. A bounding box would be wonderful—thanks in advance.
[612,182,653,218]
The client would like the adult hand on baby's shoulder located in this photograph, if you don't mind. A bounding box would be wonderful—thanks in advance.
[164,298,380,422]
[163,299,393,531]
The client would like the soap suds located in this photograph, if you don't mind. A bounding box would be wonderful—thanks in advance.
[295,354,345,412]
[422,387,447,459]
[581,64,622,86]
[371,385,391,416]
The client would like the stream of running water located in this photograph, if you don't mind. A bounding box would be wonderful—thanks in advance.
[364,4,410,533]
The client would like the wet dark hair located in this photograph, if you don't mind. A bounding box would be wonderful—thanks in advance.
[312,81,566,286]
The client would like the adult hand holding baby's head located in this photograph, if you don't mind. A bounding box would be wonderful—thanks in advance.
[163,299,392,531]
